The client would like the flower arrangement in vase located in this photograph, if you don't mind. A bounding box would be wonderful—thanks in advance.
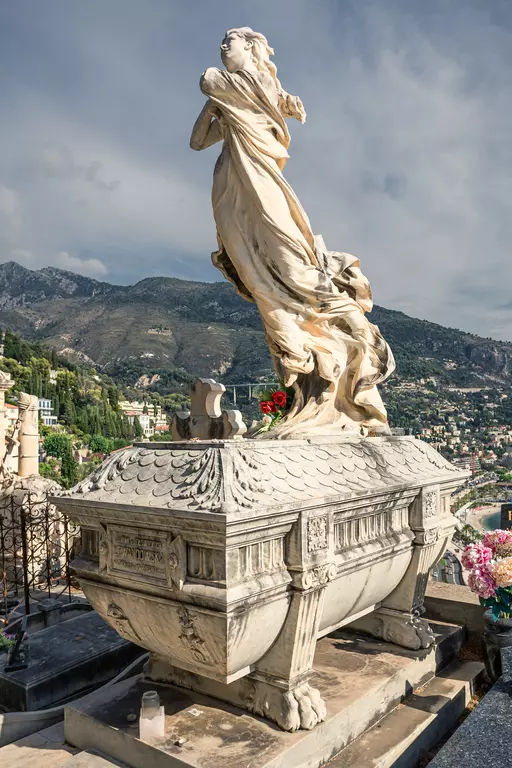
[462,529,512,680]
[462,530,512,617]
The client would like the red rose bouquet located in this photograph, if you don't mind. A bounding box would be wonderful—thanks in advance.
[255,386,293,433]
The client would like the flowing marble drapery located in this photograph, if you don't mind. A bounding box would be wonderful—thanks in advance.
[200,66,395,438]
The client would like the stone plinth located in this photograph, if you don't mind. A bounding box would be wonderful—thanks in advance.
[64,623,462,768]
[52,436,467,733]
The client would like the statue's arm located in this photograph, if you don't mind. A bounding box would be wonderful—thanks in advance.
[190,100,223,151]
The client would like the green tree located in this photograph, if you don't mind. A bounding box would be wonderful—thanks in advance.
[61,442,78,488]
[39,458,62,485]
[133,416,143,438]
[43,433,73,460]
[89,408,102,436]
[107,386,119,409]
[150,431,171,442]
[53,393,60,420]
[63,394,76,426]
[111,438,132,451]
[122,415,133,439]
[89,435,111,454]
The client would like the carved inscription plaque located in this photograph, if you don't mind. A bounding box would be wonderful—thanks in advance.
[108,525,168,586]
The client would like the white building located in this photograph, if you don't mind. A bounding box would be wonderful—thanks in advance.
[38,398,58,427]
[122,410,152,438]
[119,400,168,437]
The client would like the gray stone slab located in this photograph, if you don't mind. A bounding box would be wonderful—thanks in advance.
[500,645,512,688]
[326,660,484,767]
[0,611,142,711]
[64,623,461,768]
[428,678,512,767]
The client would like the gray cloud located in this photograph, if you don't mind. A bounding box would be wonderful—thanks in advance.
[0,0,511,340]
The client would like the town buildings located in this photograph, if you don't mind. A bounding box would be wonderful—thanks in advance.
[119,400,169,437]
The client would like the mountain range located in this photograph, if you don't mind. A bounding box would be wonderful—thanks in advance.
[0,261,510,392]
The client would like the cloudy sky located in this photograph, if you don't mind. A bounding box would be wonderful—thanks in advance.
[1,1,511,340]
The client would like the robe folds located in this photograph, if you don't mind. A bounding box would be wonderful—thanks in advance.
[201,67,395,437]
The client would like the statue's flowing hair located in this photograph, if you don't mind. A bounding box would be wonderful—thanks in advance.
[226,27,306,123]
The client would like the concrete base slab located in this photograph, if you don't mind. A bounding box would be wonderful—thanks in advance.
[0,723,125,768]
[324,660,484,767]
[0,723,79,768]
[64,622,461,768]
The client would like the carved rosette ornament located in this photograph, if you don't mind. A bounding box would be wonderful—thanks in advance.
[168,534,186,589]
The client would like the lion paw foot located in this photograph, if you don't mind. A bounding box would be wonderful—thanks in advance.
[282,683,326,731]
[246,680,326,732]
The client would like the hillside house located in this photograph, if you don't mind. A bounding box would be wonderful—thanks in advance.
[38,398,58,427]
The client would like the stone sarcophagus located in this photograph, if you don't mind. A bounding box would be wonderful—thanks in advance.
[53,436,466,732]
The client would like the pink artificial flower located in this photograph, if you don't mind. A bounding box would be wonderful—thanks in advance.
[461,543,493,570]
[467,567,497,599]
[482,529,512,554]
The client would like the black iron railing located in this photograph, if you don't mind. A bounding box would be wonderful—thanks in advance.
[0,491,80,622]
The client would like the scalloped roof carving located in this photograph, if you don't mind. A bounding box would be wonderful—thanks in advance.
[58,438,465,514]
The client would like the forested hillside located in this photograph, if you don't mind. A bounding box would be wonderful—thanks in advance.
[0,262,510,394]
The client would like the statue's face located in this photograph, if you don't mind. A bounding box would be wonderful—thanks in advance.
[220,31,251,73]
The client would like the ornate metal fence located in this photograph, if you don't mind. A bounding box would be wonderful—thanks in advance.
[0,491,80,622]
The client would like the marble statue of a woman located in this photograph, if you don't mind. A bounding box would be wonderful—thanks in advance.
[191,27,395,438]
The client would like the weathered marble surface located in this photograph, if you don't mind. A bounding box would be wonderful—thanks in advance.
[53,437,466,732]
[191,28,395,438]
[71,436,459,512]
[171,378,246,441]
